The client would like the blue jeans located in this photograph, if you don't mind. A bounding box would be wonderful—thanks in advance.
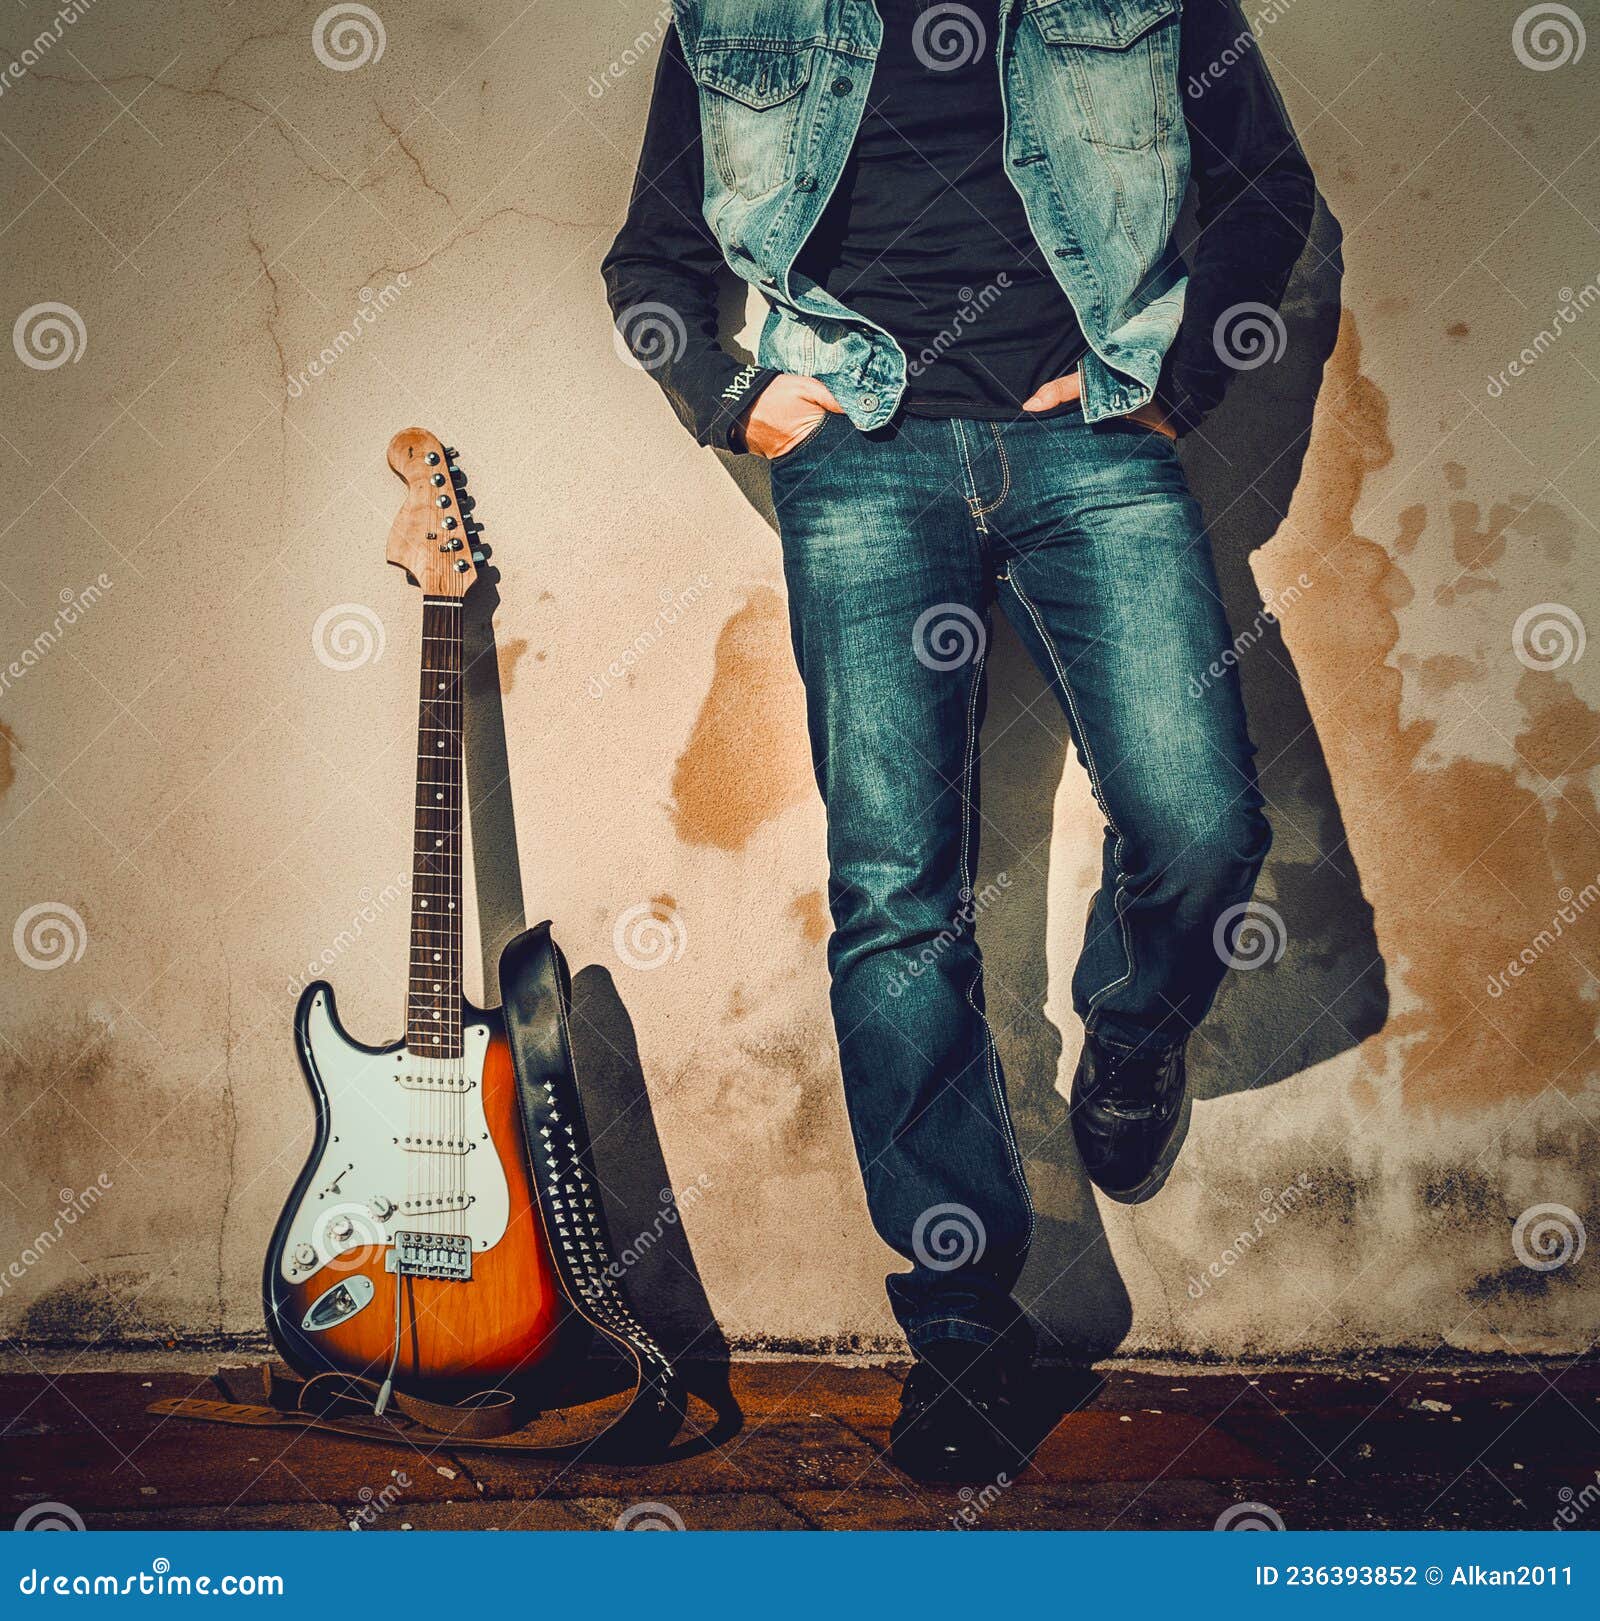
[768,409,1270,1353]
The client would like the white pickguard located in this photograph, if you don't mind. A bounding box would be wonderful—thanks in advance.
[277,991,510,1285]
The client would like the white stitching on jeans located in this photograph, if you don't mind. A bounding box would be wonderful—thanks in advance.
[950,419,989,535]
[971,422,1012,518]
[1007,574,1136,1008]
[960,638,1036,1251]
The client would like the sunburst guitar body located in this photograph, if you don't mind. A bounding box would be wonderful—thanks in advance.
[264,428,564,1400]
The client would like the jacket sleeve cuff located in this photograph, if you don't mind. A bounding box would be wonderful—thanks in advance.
[711,365,781,452]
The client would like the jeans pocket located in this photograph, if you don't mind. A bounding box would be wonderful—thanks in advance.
[768,411,834,462]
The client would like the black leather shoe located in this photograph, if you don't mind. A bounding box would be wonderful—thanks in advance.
[889,1339,1030,1484]
[1070,1033,1188,1203]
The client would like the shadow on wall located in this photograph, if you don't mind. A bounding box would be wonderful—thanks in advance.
[464,558,737,1432]
[710,197,1389,1359]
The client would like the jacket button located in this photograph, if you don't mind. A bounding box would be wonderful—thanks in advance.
[832,76,853,95]
[795,174,817,191]
[861,394,879,411]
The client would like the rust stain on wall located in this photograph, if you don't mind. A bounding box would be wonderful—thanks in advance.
[669,587,812,851]
[789,889,830,946]
[0,721,16,801]
[1267,314,1600,1113]
[497,636,530,692]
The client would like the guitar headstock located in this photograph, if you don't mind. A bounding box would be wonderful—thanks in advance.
[385,427,478,597]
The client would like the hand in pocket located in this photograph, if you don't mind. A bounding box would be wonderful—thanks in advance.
[741,374,845,458]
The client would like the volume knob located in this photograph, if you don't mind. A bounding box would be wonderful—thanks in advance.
[329,1215,355,1243]
[371,1195,395,1219]
[292,1243,316,1269]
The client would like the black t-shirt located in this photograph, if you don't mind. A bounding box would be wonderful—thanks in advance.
[795,0,1086,418]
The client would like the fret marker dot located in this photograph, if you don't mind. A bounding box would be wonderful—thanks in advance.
[436,792,444,801]
[419,900,428,909]
[433,953,441,962]
[433,1036,441,1045]
[432,982,441,991]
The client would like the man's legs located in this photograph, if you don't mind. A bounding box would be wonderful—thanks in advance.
[768,412,1033,1357]
[975,412,1273,1051]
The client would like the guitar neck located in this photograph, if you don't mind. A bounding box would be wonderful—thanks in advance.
[406,596,465,1056]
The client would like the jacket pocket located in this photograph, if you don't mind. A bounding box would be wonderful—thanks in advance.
[1027,0,1181,152]
[693,42,813,200]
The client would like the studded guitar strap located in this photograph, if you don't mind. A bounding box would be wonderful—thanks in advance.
[491,920,682,1453]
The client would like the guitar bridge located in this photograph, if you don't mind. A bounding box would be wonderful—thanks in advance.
[387,1230,473,1281]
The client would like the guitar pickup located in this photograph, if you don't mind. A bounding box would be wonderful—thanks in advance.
[387,1230,473,1281]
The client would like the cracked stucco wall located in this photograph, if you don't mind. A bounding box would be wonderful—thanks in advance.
[2,2,1597,1358]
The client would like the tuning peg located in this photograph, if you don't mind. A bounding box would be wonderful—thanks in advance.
[442,446,457,460]
[471,550,485,563]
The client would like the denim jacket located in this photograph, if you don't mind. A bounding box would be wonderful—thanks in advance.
[605,0,1315,447]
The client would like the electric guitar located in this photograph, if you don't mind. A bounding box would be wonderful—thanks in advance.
[263,428,564,1408]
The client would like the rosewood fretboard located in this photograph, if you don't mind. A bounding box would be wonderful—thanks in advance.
[406,596,465,1057]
